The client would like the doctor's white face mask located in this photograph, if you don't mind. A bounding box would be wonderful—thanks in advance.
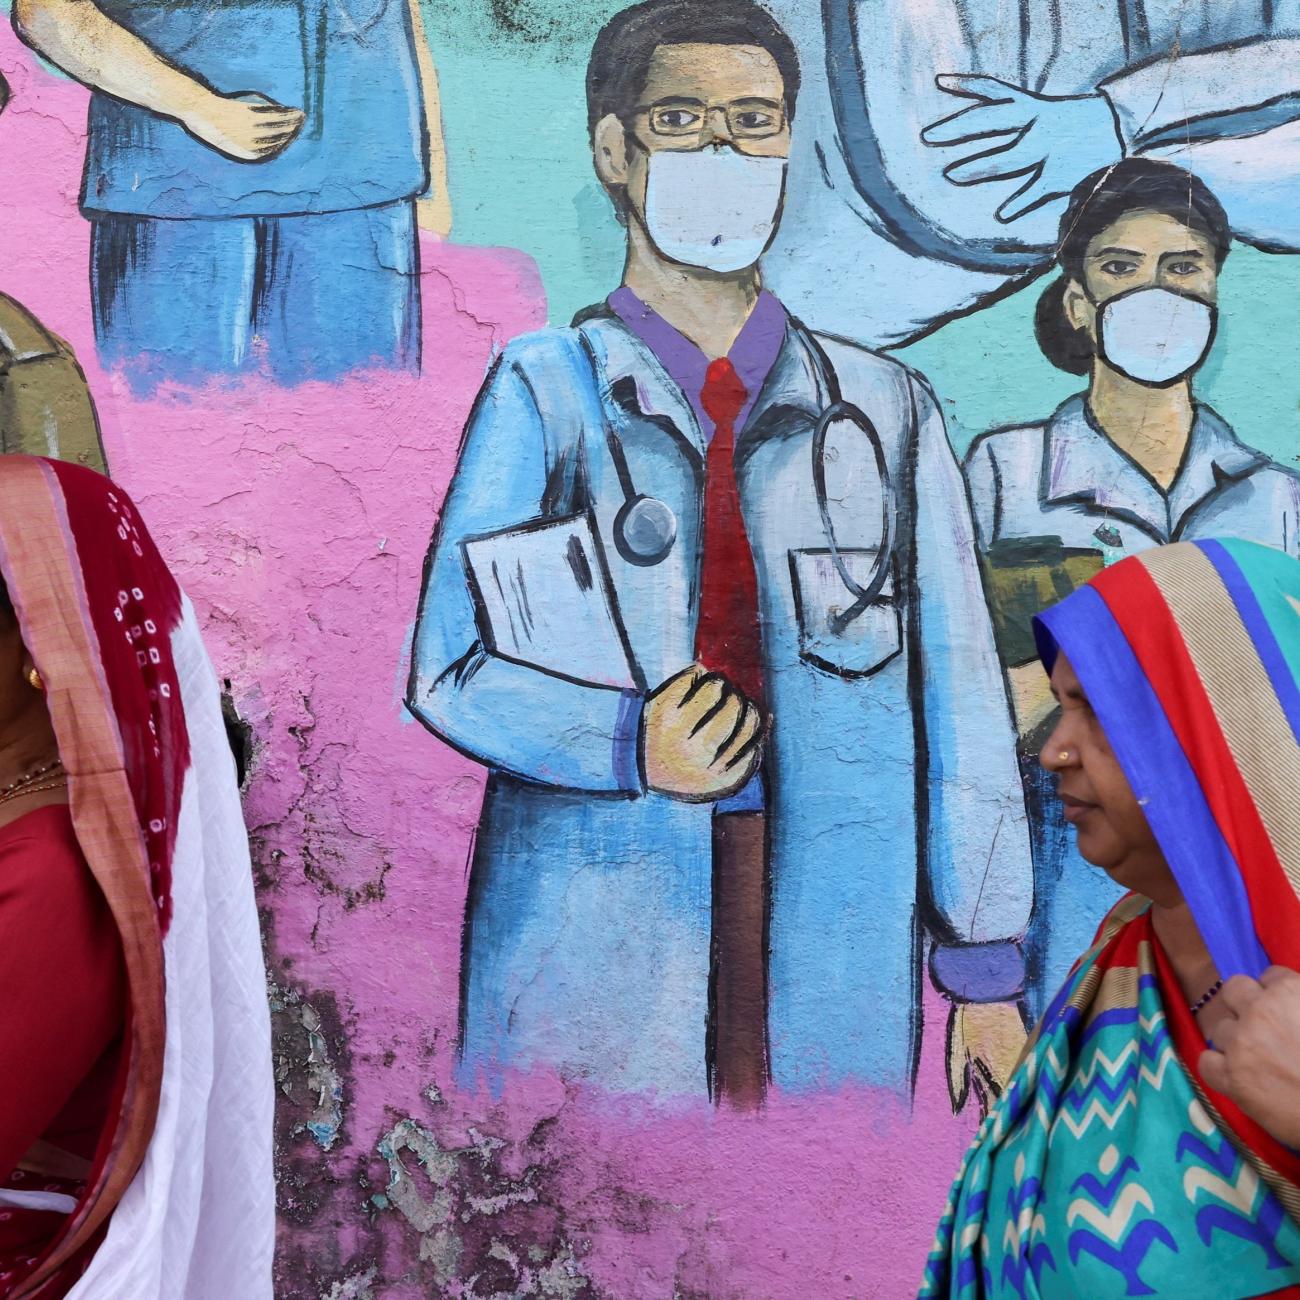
[642,147,787,274]
[1097,287,1216,386]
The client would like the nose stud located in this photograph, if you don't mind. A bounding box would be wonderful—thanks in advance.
[1058,750,1072,763]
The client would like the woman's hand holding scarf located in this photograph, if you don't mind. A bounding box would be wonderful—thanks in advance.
[1200,967,1300,1148]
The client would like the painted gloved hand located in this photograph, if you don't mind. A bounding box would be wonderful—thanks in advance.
[946,1000,1030,1117]
[921,75,1124,223]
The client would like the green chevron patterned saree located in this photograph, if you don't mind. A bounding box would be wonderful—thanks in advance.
[922,540,1300,1300]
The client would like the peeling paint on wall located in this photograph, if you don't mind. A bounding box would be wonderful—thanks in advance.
[271,982,347,1155]
[371,1113,594,1296]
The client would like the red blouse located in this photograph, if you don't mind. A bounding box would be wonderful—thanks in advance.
[0,804,126,1288]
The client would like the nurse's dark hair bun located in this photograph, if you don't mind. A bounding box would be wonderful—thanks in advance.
[1036,158,1232,375]
[1035,277,1093,375]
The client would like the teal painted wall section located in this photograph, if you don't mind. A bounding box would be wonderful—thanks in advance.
[423,0,626,322]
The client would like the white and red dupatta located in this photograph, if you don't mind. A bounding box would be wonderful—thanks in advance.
[0,456,274,1297]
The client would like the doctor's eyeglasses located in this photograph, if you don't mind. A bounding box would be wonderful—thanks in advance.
[635,98,786,143]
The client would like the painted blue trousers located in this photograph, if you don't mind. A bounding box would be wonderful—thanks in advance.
[90,200,420,387]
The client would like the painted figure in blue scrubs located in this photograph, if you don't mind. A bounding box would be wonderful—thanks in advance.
[964,159,1300,1017]
[408,0,1031,1104]
[763,0,1300,346]
[13,0,452,386]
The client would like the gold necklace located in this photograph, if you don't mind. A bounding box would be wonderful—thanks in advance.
[0,777,68,807]
[0,763,67,808]
[0,758,63,798]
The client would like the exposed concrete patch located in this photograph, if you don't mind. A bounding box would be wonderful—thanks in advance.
[371,1099,600,1298]
[271,981,347,1154]
[219,679,255,788]
[319,1269,378,1300]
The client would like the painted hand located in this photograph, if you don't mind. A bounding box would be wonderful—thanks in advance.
[921,75,1123,223]
[1200,967,1300,1147]
[641,665,763,801]
[946,1000,1029,1116]
[416,192,453,239]
[180,91,305,163]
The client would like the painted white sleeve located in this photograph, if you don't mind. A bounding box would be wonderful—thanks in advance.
[962,436,999,553]
[911,380,1032,947]
[407,350,638,793]
[1101,39,1300,149]
[1101,39,1300,248]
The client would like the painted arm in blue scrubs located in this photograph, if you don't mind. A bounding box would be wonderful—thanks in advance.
[14,0,450,212]
[13,0,307,161]
[408,340,638,794]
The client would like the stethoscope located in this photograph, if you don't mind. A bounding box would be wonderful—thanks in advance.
[603,330,897,636]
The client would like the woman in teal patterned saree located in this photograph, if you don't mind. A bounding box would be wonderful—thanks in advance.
[923,539,1300,1299]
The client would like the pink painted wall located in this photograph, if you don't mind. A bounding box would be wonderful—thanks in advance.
[0,25,978,1297]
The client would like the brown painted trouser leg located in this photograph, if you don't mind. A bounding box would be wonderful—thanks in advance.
[709,810,769,1108]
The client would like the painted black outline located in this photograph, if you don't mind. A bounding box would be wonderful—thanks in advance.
[786,548,902,680]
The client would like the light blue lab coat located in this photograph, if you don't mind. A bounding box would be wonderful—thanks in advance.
[409,313,1031,1097]
[766,1,1300,344]
[965,395,1300,1014]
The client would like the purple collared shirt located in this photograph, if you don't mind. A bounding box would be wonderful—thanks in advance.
[607,287,789,442]
[607,287,788,812]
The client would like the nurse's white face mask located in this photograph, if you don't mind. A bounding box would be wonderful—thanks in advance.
[642,147,787,274]
[1097,287,1216,387]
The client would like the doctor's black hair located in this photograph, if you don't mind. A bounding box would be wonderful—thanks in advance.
[586,0,801,140]
[1036,158,1232,375]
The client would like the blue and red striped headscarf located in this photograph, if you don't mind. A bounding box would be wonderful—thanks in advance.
[1033,538,1300,983]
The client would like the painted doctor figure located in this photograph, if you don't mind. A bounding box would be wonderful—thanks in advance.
[763,0,1300,346]
[409,0,1030,1104]
[13,0,452,386]
[965,159,1300,1016]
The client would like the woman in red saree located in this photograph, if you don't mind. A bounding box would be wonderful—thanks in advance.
[0,455,274,1296]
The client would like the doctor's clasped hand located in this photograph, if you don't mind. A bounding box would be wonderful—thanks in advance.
[642,667,764,802]
[178,90,305,163]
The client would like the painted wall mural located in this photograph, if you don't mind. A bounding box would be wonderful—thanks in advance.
[2,0,1299,1295]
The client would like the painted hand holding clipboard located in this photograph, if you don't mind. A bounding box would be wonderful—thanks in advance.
[461,512,761,801]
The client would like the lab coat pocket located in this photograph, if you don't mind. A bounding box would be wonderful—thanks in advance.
[789,549,902,678]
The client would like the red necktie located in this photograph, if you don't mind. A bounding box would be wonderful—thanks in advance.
[695,357,764,704]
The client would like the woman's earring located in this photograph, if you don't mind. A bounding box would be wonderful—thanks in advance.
[26,666,44,692]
